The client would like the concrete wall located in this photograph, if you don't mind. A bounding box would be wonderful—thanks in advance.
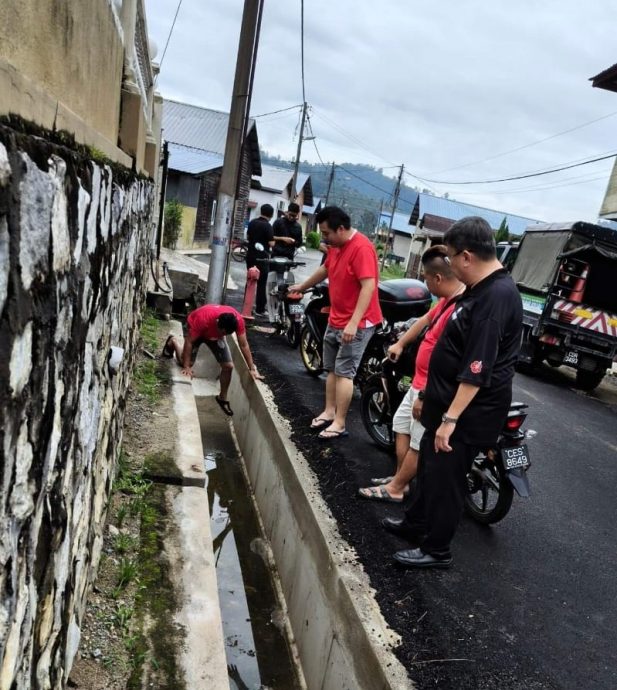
[0,122,154,690]
[226,341,414,690]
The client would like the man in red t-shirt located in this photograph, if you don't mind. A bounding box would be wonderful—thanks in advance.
[358,246,464,502]
[162,304,263,416]
[290,206,382,440]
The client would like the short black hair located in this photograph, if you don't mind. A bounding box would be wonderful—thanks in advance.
[443,216,496,261]
[260,203,274,218]
[315,205,351,231]
[288,202,300,214]
[421,244,455,278]
[217,312,238,334]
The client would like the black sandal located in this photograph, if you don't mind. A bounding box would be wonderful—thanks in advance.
[215,396,234,416]
[162,335,175,359]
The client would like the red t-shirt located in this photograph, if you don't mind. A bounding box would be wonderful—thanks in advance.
[413,298,457,390]
[186,304,246,341]
[324,232,383,329]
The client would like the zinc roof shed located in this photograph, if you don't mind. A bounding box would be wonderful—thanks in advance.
[163,99,262,176]
[167,143,223,175]
[379,210,415,235]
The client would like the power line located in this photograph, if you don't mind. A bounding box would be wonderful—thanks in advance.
[158,0,184,72]
[252,104,303,118]
[453,172,608,197]
[413,150,617,186]
[300,0,306,103]
[429,109,617,175]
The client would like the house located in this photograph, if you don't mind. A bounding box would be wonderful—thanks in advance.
[249,164,313,233]
[303,197,323,233]
[590,63,617,219]
[376,209,417,264]
[405,193,542,277]
[162,99,262,249]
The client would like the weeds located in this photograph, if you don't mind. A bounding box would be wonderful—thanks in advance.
[116,505,128,527]
[140,309,160,353]
[114,533,135,554]
[133,359,161,403]
[117,558,139,589]
[114,603,134,632]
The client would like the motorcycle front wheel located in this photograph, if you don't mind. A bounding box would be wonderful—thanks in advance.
[300,325,323,376]
[464,453,514,524]
[231,244,247,262]
[360,380,394,451]
[286,318,301,349]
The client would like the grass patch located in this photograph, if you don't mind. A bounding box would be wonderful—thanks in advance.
[133,359,161,403]
[380,263,406,280]
[141,309,160,353]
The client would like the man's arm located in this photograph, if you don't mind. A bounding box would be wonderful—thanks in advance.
[342,277,376,343]
[237,332,264,380]
[181,335,196,377]
[290,264,328,293]
[434,382,480,452]
[388,312,432,360]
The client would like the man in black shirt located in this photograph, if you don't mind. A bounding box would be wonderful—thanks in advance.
[383,216,523,568]
[246,203,274,316]
[272,202,303,259]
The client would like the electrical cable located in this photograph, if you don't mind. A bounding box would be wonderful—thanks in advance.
[252,104,303,118]
[428,109,617,175]
[300,0,306,104]
[157,0,184,73]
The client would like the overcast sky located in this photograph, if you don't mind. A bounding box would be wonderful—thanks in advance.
[144,0,617,222]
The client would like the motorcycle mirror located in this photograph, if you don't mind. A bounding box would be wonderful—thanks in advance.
[297,246,307,254]
[254,243,265,252]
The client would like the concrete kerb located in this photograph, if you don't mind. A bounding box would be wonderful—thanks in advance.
[225,338,415,690]
[162,321,229,689]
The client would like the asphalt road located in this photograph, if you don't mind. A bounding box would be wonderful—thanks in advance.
[200,251,617,689]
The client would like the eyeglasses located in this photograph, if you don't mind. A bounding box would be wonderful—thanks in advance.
[443,250,463,265]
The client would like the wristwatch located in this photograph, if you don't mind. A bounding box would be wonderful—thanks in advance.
[418,389,425,400]
[441,414,458,424]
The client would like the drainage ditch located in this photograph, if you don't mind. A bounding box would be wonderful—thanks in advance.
[196,396,304,690]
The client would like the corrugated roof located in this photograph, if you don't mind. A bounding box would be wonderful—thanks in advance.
[590,63,617,93]
[167,143,222,175]
[162,99,262,175]
[380,211,415,235]
[256,165,294,192]
[409,193,542,236]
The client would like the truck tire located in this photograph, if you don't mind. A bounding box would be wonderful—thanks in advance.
[575,369,605,392]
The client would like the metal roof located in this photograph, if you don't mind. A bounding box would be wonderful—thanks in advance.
[380,211,415,235]
[251,164,313,205]
[167,142,222,175]
[590,63,617,93]
[409,193,542,236]
[162,99,262,175]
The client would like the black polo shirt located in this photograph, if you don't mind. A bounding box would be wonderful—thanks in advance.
[272,217,303,259]
[421,269,523,446]
[246,216,273,258]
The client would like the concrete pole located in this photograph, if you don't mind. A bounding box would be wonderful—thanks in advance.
[324,162,335,205]
[290,101,307,201]
[206,0,261,304]
[381,164,404,271]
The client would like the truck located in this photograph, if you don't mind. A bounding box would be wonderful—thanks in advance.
[510,221,617,391]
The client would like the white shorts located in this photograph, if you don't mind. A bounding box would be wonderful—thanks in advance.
[392,387,425,451]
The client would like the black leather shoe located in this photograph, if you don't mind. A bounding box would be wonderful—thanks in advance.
[380,517,423,543]
[392,548,452,569]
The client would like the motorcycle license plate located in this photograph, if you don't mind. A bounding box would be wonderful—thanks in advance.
[288,304,304,315]
[501,444,530,470]
[564,350,578,365]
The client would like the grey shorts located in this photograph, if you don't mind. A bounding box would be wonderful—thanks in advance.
[323,324,375,379]
[202,338,232,364]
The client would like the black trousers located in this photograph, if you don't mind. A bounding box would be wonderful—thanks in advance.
[246,254,269,313]
[404,431,478,558]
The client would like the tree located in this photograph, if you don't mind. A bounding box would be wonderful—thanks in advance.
[495,217,509,243]
[358,209,377,235]
[163,199,183,249]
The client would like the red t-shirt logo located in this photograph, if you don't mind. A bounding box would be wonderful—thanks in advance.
[470,360,483,374]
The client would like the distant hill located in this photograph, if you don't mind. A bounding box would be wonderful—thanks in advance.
[260,152,426,233]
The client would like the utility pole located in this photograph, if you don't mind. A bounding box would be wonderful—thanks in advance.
[324,162,335,205]
[381,164,404,270]
[374,197,384,247]
[206,0,262,304]
[290,101,308,201]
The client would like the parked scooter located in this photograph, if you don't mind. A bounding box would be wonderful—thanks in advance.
[361,358,535,524]
[255,245,306,348]
[299,279,432,387]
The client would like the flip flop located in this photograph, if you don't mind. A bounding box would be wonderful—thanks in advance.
[161,335,175,359]
[318,428,349,441]
[215,396,234,417]
[357,486,404,504]
[370,476,394,486]
[311,417,335,430]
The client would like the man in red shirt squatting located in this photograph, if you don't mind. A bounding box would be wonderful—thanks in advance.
[358,246,465,502]
[162,304,263,416]
[290,206,382,440]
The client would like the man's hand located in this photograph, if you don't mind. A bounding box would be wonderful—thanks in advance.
[181,367,193,379]
[280,236,295,245]
[250,368,264,381]
[288,283,303,293]
[434,421,454,452]
[412,397,423,420]
[342,322,358,344]
[388,341,403,362]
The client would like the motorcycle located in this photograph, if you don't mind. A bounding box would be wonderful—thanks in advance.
[299,278,432,388]
[255,249,306,348]
[231,238,249,262]
[361,359,535,524]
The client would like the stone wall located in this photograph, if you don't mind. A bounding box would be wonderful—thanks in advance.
[0,122,154,690]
